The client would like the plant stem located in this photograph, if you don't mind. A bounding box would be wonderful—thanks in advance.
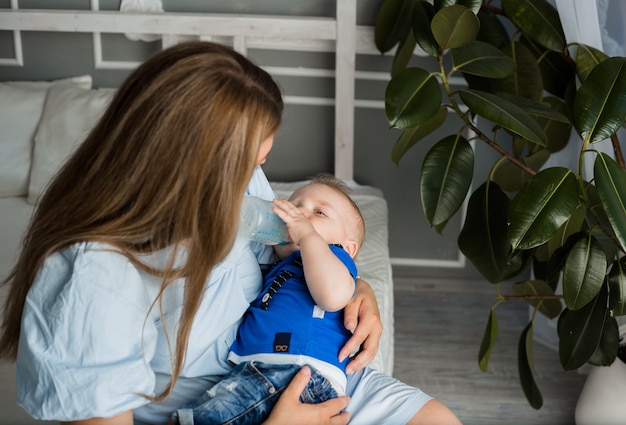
[611,133,626,169]
[502,294,563,301]
[439,59,537,177]
[471,126,538,176]
[488,154,508,182]
[481,2,503,15]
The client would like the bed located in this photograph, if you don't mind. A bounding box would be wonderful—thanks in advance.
[0,2,394,423]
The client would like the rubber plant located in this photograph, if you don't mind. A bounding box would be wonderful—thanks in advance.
[374,0,626,409]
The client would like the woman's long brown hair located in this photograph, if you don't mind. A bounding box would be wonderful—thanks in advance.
[0,41,283,401]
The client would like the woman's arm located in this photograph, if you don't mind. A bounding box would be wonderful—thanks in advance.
[263,366,350,425]
[338,277,383,374]
[62,411,134,425]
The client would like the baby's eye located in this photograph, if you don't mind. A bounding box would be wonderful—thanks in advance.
[314,210,327,217]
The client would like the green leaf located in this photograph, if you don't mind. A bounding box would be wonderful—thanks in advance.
[375,0,415,53]
[575,57,626,144]
[433,217,450,234]
[541,204,587,261]
[562,234,607,310]
[477,9,509,49]
[608,257,626,317]
[521,35,575,98]
[431,4,480,50]
[420,134,474,227]
[512,280,562,319]
[594,152,626,252]
[459,182,529,283]
[518,322,543,409]
[575,43,609,82]
[496,94,569,124]
[451,41,516,78]
[492,149,550,193]
[434,0,481,13]
[392,29,417,77]
[492,42,544,102]
[508,167,580,250]
[412,1,439,56]
[562,77,577,123]
[385,67,442,129]
[479,308,499,371]
[558,284,608,370]
[588,316,618,366]
[459,89,547,146]
[391,106,448,164]
[457,0,482,14]
[534,231,585,288]
[534,96,572,153]
[512,135,527,157]
[584,182,620,261]
[434,0,456,10]
[461,73,492,93]
[502,0,566,53]
[585,182,613,234]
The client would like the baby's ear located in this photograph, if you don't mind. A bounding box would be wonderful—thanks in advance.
[344,240,359,258]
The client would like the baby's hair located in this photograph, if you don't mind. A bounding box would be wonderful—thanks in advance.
[309,173,365,248]
[310,173,352,194]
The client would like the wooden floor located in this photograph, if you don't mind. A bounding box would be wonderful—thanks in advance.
[392,276,586,425]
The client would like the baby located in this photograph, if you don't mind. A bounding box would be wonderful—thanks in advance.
[171,173,365,425]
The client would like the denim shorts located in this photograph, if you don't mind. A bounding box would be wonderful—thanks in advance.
[171,361,338,425]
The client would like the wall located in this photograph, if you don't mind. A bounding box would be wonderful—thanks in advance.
[0,0,486,279]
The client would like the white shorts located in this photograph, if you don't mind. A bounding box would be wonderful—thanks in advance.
[134,367,433,425]
[345,367,433,424]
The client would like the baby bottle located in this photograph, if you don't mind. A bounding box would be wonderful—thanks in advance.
[239,195,289,245]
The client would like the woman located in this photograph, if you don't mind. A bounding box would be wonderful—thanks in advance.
[0,41,460,425]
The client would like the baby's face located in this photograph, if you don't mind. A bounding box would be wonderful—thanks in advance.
[284,183,359,254]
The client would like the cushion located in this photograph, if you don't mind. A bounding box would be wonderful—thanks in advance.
[28,85,115,204]
[0,75,92,198]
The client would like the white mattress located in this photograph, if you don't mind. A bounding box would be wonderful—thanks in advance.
[0,183,394,375]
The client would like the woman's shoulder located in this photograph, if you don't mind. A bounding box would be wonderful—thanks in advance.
[32,241,155,306]
[48,241,135,278]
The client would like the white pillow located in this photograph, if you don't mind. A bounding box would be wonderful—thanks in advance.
[0,75,92,198]
[28,85,115,204]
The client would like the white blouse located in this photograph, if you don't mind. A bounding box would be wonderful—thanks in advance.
[16,167,276,424]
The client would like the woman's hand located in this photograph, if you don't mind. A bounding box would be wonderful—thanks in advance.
[263,367,350,425]
[338,277,382,374]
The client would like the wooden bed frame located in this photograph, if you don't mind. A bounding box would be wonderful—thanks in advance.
[0,0,361,181]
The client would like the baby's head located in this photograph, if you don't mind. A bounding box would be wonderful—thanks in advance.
[285,173,365,258]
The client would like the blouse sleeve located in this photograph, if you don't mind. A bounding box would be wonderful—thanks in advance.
[16,242,159,421]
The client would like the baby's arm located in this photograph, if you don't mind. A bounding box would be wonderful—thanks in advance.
[272,198,354,312]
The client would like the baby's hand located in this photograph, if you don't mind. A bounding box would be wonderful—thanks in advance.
[272,198,317,246]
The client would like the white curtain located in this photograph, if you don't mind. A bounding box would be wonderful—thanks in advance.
[555,0,626,56]
[119,0,164,42]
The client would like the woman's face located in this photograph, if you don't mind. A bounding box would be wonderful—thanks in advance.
[256,135,275,165]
